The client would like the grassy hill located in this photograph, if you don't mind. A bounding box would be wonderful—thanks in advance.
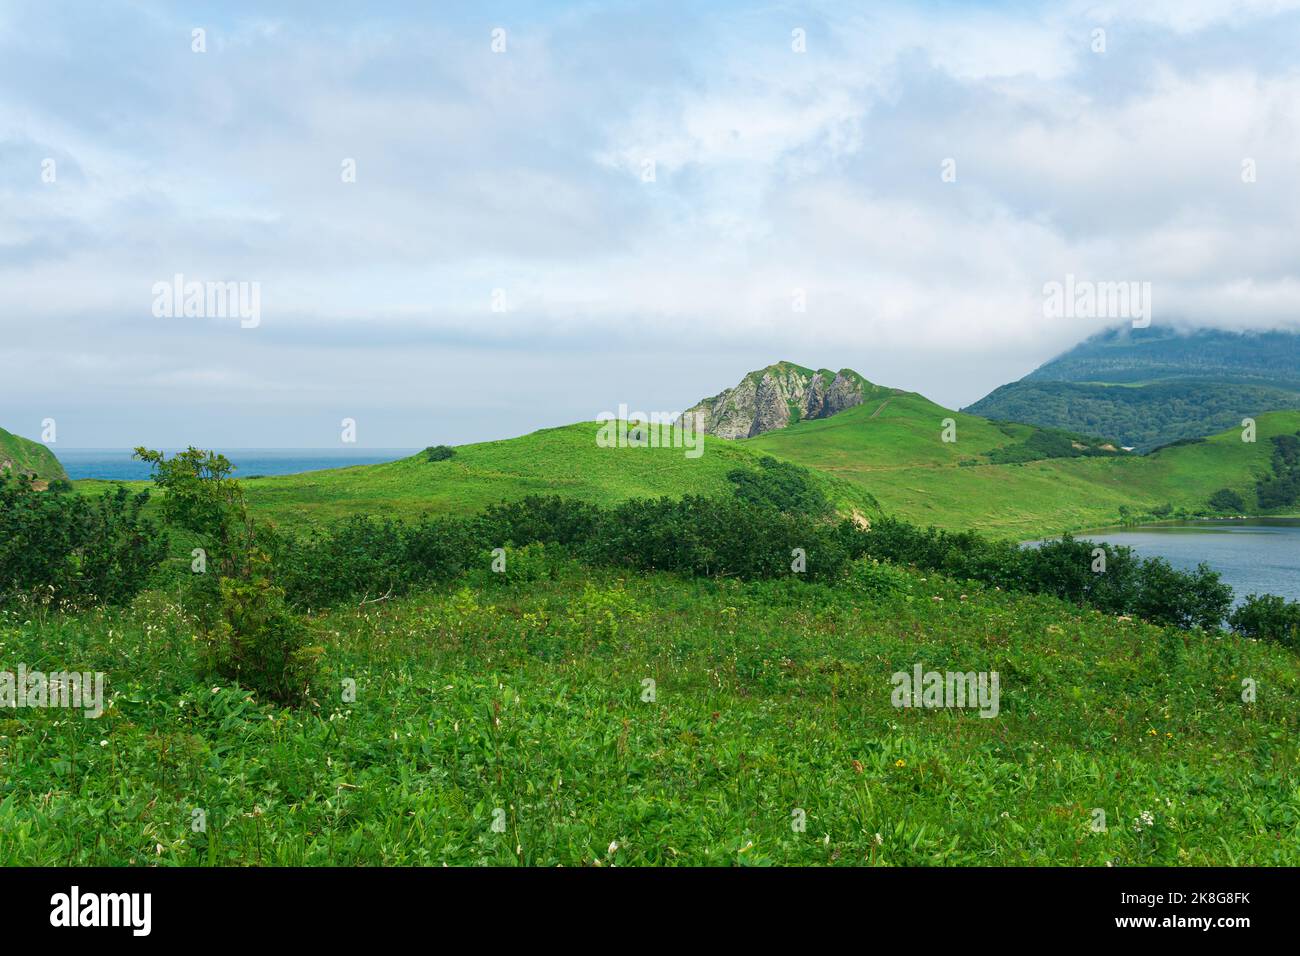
[966,327,1300,452]
[70,407,1299,542]
[75,422,879,532]
[0,426,66,483]
[746,391,1299,538]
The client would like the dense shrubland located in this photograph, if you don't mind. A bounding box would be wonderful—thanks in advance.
[0,473,167,608]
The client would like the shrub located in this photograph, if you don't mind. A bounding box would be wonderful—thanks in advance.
[0,473,168,608]
[844,557,914,598]
[204,559,322,705]
[424,445,456,462]
[844,515,1232,630]
[1208,488,1245,512]
[135,447,254,578]
[1229,593,1300,649]
[727,456,831,516]
[1132,558,1232,631]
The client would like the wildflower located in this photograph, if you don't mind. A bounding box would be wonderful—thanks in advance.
[895,759,906,768]
[608,840,618,855]
[873,833,883,845]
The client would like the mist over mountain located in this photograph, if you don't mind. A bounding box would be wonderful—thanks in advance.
[965,326,1300,452]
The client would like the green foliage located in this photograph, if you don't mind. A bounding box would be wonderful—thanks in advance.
[204,557,323,705]
[135,447,255,578]
[135,448,322,705]
[727,456,832,516]
[985,427,1123,464]
[4,560,1298,866]
[0,473,167,608]
[844,557,914,598]
[0,426,68,481]
[842,519,1233,630]
[273,514,476,609]
[1229,593,1300,649]
[1256,432,1300,510]
[1208,488,1245,512]
[424,445,456,462]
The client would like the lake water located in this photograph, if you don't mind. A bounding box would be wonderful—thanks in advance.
[1044,519,1300,605]
[59,448,418,481]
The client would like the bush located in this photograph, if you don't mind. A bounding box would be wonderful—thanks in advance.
[424,445,456,462]
[0,473,168,608]
[843,516,1233,630]
[1229,593,1300,649]
[726,456,831,516]
[1208,488,1245,512]
[204,561,322,705]
[1132,558,1232,631]
[844,557,914,598]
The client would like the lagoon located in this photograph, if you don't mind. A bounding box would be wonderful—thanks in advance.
[1054,519,1300,606]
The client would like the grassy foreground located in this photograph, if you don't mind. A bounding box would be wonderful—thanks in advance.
[3,557,1296,865]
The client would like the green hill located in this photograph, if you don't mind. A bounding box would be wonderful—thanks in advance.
[966,326,1300,452]
[67,373,1299,541]
[746,389,1299,538]
[0,426,66,483]
[222,421,880,529]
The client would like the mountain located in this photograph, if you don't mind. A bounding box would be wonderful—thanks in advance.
[0,426,66,483]
[965,326,1300,452]
[679,361,880,438]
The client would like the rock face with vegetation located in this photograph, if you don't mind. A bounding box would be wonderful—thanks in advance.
[0,426,67,482]
[680,361,868,438]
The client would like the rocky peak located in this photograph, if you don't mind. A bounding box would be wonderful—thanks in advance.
[679,361,869,439]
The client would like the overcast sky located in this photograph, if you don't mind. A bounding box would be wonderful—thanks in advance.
[4,0,1300,447]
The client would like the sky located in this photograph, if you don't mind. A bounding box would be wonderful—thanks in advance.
[3,0,1300,448]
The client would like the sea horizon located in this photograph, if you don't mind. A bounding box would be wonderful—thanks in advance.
[57,447,420,481]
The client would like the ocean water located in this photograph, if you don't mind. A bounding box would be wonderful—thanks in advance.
[59,448,418,481]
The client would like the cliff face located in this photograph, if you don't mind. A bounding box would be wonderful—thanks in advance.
[680,362,868,439]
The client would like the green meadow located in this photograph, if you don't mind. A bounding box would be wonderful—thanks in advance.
[4,558,1297,865]
[12,391,1300,868]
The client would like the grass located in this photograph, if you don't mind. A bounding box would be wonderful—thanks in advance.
[748,399,1300,538]
[2,557,1296,865]
[0,427,66,482]
[74,422,880,534]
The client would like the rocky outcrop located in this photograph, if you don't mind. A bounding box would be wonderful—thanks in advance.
[679,362,868,439]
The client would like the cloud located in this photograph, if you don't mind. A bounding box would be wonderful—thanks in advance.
[2,0,1300,444]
